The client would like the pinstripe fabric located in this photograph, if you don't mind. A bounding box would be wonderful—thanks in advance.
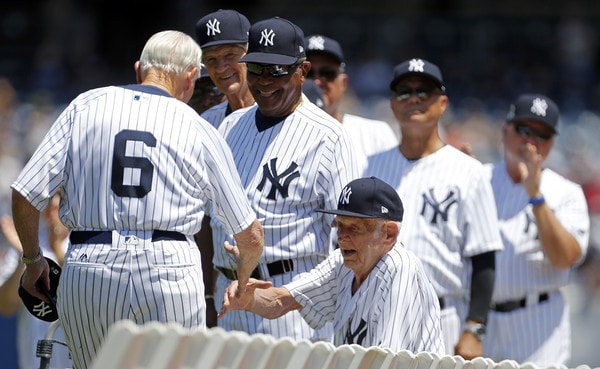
[341,113,398,175]
[211,98,360,341]
[482,161,589,365]
[286,245,444,354]
[200,100,229,128]
[364,144,503,353]
[11,85,258,369]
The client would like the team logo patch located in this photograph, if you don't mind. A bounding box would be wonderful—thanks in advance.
[530,98,548,117]
[340,186,352,205]
[259,28,276,47]
[408,58,426,73]
[206,18,221,36]
[307,35,325,50]
[420,187,458,224]
[257,158,300,200]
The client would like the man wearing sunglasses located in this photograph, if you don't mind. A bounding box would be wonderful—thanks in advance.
[304,34,398,174]
[482,94,589,366]
[195,9,256,128]
[200,17,359,342]
[363,58,503,359]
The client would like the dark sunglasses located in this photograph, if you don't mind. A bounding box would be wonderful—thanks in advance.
[393,85,439,102]
[307,67,342,82]
[246,62,300,77]
[511,122,554,142]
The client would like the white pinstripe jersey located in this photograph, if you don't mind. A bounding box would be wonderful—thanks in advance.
[341,113,398,175]
[364,145,503,298]
[11,85,255,236]
[200,100,229,129]
[483,162,589,301]
[211,98,360,267]
[286,245,444,354]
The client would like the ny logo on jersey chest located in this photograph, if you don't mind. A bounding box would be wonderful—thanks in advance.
[345,318,368,346]
[420,188,458,224]
[257,158,300,200]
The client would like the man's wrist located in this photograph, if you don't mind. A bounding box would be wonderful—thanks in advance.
[21,249,43,265]
[463,322,486,341]
[529,195,545,206]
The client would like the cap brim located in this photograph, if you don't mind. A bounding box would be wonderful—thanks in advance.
[316,209,378,218]
[509,114,558,134]
[201,39,247,49]
[240,53,298,65]
[389,73,445,91]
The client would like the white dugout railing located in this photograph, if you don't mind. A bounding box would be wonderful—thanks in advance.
[90,320,598,369]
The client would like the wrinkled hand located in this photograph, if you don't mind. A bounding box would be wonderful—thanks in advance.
[454,330,483,360]
[218,278,272,318]
[21,258,51,303]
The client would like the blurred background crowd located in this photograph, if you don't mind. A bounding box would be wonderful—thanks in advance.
[1,0,599,367]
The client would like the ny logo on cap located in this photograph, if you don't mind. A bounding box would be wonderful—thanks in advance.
[530,98,548,117]
[307,35,325,50]
[408,58,425,73]
[340,186,352,205]
[259,28,276,47]
[33,301,53,317]
[206,19,221,36]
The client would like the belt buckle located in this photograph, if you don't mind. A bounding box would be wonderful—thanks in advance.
[281,259,293,273]
[124,235,140,245]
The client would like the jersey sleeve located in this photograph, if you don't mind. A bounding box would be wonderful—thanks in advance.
[462,167,503,257]
[200,127,256,235]
[285,251,342,329]
[11,103,74,211]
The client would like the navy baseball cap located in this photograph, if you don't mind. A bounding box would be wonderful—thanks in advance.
[506,94,560,134]
[195,9,250,49]
[239,17,305,65]
[317,177,404,221]
[305,34,345,65]
[390,58,445,92]
[18,257,61,322]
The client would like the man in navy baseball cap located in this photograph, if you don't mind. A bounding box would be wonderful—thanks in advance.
[305,34,345,66]
[389,58,445,93]
[195,9,250,49]
[317,176,404,222]
[506,93,559,134]
[240,17,306,65]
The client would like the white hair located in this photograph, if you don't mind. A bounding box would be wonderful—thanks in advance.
[139,30,202,78]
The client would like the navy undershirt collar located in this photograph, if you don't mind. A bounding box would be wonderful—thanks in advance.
[122,84,172,97]
[255,109,291,132]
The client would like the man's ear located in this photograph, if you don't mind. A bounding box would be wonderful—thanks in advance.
[385,221,400,245]
[134,61,142,83]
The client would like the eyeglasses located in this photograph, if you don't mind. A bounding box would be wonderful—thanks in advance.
[511,122,554,142]
[307,67,342,82]
[392,85,439,102]
[246,62,300,77]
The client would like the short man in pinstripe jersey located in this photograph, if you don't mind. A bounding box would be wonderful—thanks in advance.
[221,177,444,354]
[363,58,503,359]
[482,94,589,366]
[198,17,360,342]
[11,30,263,369]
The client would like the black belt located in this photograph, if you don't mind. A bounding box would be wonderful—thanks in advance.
[491,292,549,313]
[217,259,294,280]
[70,230,187,244]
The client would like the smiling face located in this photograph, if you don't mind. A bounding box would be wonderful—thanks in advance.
[202,44,248,97]
[246,60,310,117]
[333,216,398,281]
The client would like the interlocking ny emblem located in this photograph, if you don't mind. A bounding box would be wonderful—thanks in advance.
[259,28,276,47]
[530,97,548,117]
[307,35,325,50]
[408,58,426,73]
[339,186,352,205]
[420,188,458,224]
[33,301,53,317]
[345,319,368,346]
[258,158,300,200]
[206,19,221,36]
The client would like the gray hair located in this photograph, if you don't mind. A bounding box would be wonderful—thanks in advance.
[139,30,202,79]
